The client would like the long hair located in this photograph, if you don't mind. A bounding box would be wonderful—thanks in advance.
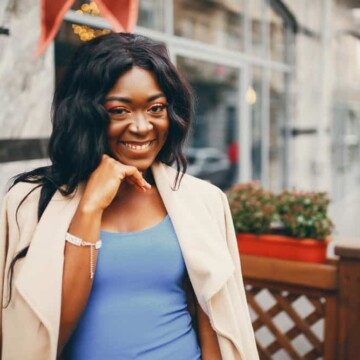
[6,33,193,305]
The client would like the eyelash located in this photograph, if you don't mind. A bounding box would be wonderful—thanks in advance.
[107,108,129,115]
[107,103,167,116]
[148,103,167,113]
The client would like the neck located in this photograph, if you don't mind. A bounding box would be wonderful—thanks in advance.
[142,169,156,186]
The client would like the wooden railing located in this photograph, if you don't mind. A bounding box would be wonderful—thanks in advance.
[240,242,360,360]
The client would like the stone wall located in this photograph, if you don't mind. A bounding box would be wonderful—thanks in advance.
[0,0,53,195]
[0,0,54,138]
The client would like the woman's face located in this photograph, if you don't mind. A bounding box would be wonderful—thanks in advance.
[105,66,169,173]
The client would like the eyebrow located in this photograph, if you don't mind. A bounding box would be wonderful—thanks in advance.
[105,93,166,103]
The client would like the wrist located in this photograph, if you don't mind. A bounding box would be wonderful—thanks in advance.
[77,201,104,217]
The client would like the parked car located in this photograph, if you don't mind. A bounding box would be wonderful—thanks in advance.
[184,147,232,189]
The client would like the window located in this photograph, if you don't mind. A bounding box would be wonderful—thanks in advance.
[174,0,245,51]
[138,0,165,31]
[333,33,360,198]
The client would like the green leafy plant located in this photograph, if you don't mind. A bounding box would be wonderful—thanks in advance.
[227,183,334,241]
[227,182,276,235]
[276,190,334,241]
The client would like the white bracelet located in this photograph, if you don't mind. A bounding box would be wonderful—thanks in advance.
[65,232,102,279]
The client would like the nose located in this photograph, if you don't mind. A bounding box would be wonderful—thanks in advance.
[129,111,153,134]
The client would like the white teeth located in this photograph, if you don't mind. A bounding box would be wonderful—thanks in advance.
[122,141,152,150]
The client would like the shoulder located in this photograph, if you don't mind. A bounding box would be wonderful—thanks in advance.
[163,164,226,206]
[4,181,42,216]
[6,181,42,204]
[1,182,42,249]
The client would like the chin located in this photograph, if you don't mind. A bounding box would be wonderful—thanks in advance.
[120,157,156,172]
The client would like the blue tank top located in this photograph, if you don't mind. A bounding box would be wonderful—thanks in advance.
[63,215,201,360]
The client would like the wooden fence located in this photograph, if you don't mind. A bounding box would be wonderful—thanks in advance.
[240,241,360,360]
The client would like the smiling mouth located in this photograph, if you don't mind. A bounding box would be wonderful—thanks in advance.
[119,141,154,150]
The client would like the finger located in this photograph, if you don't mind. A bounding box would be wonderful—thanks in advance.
[125,177,147,191]
[117,165,151,189]
[109,159,151,188]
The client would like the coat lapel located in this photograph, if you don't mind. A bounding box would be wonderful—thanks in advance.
[152,164,250,358]
[152,162,235,314]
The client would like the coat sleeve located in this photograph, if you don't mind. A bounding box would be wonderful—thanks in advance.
[220,191,259,359]
[0,183,39,358]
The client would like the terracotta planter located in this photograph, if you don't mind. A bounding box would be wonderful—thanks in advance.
[236,233,330,263]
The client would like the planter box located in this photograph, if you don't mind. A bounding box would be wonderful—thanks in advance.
[236,233,330,263]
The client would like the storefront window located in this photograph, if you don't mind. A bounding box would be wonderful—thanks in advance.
[176,56,240,189]
[333,34,360,198]
[138,0,165,31]
[333,103,360,197]
[174,0,244,51]
[250,0,265,57]
[250,66,263,181]
[269,71,286,191]
[269,6,286,62]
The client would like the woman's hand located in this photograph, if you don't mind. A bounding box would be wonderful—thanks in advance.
[79,154,152,213]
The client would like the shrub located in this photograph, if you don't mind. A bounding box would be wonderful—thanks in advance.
[227,183,334,240]
[227,182,276,235]
[276,190,334,241]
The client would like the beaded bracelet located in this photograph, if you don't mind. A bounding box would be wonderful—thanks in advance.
[65,232,102,279]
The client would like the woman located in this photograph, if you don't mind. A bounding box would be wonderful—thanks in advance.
[0,33,258,359]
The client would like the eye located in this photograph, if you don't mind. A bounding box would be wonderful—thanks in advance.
[148,103,167,114]
[108,107,129,116]
[107,107,131,121]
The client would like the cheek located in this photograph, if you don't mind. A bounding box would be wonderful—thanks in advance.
[107,123,124,139]
[160,118,170,138]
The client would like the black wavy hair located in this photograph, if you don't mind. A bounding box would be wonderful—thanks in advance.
[5,32,193,305]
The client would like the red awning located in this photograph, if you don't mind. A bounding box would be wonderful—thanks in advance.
[36,0,138,56]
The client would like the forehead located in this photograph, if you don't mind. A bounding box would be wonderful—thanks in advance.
[107,66,164,97]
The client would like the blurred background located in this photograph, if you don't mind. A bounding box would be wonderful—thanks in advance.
[0,0,359,240]
[2,1,360,358]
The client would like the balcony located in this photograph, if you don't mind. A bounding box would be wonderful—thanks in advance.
[241,241,360,359]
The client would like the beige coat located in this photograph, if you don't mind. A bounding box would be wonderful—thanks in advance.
[0,162,259,360]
